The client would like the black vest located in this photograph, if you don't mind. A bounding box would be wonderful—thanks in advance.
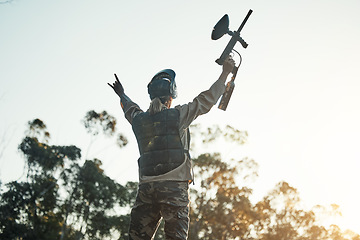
[132,109,185,177]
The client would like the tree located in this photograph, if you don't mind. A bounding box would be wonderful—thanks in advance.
[188,125,360,240]
[1,116,359,239]
[0,111,136,240]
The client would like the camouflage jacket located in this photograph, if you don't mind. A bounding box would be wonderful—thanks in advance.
[121,78,226,184]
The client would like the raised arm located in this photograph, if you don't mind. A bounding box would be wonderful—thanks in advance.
[176,56,235,130]
[108,73,143,123]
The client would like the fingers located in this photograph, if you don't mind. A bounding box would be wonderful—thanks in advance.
[114,73,120,83]
[109,73,124,95]
[108,73,120,88]
[226,55,235,62]
[107,83,115,90]
[225,55,234,62]
[225,56,235,66]
[222,55,236,74]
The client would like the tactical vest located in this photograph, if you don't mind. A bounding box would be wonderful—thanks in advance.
[132,109,186,177]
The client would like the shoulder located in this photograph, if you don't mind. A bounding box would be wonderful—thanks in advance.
[132,111,149,124]
[134,108,180,121]
[174,104,186,113]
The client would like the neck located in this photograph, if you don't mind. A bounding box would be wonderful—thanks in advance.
[165,97,173,108]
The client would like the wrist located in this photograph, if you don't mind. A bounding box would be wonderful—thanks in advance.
[116,91,124,98]
[219,71,231,82]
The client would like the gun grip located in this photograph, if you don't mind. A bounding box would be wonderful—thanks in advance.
[238,36,248,48]
[216,60,238,74]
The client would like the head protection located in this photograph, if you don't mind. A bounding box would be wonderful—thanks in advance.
[147,69,177,100]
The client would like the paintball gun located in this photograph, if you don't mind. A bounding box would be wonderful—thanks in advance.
[212,9,253,110]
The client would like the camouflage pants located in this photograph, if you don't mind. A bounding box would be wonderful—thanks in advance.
[128,181,190,240]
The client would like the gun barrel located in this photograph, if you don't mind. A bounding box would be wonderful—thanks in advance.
[237,9,253,33]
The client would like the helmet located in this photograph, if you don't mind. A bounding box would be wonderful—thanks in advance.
[147,69,177,100]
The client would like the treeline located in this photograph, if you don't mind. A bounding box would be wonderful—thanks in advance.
[0,111,358,240]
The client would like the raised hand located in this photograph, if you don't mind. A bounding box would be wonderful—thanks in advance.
[222,56,236,75]
[108,73,125,97]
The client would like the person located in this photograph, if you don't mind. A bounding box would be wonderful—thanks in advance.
[108,56,235,240]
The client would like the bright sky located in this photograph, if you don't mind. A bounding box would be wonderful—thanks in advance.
[1,0,360,234]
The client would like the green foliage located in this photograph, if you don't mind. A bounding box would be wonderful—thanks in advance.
[189,124,248,154]
[26,118,51,142]
[82,110,117,137]
[82,110,128,160]
[1,114,359,239]
[188,125,360,240]
[0,111,134,240]
[19,136,81,172]
[189,154,257,240]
